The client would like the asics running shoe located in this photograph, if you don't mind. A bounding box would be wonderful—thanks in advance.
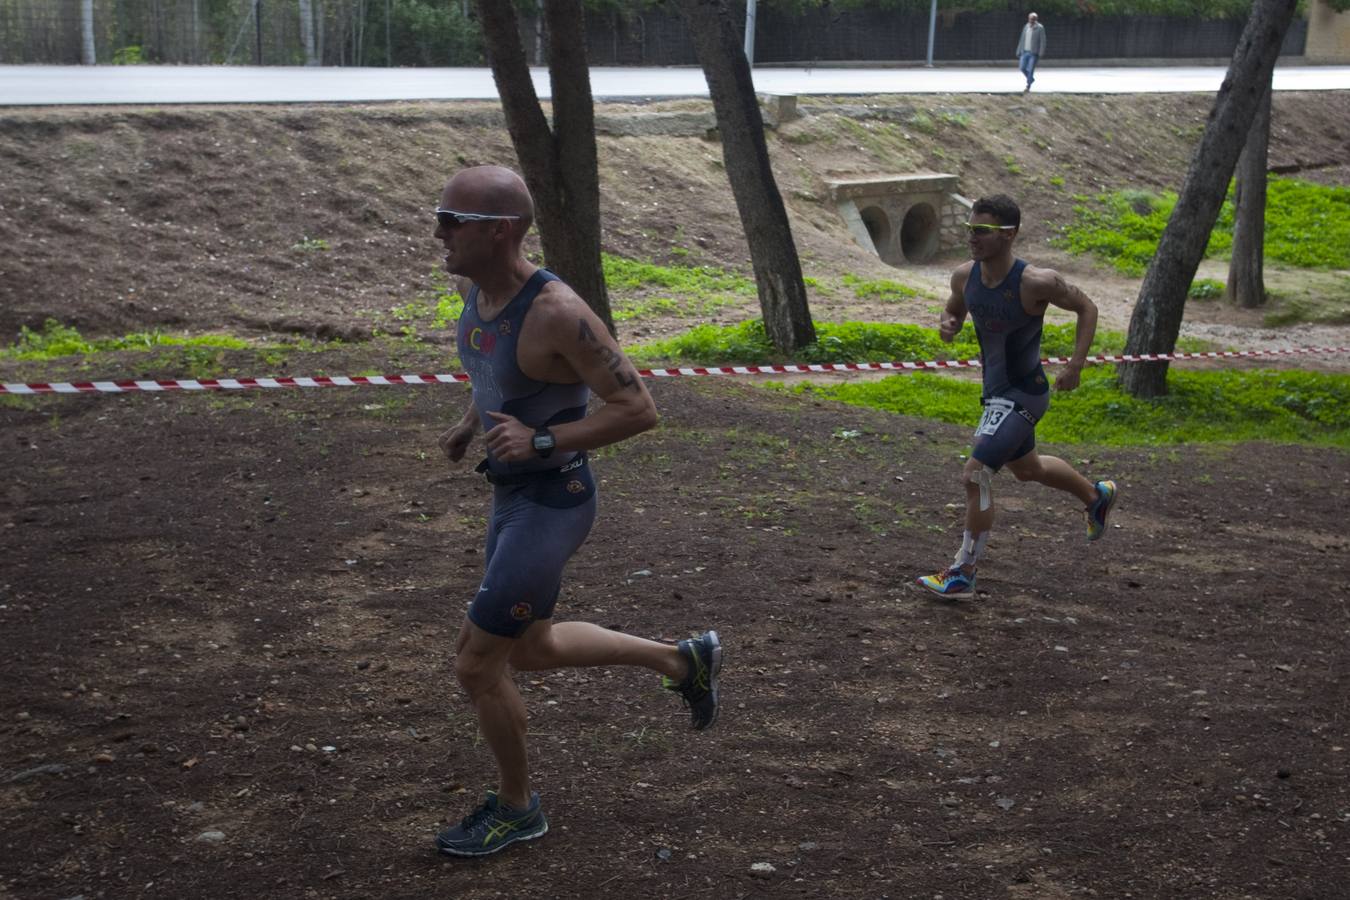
[436,791,548,857]
[662,630,722,730]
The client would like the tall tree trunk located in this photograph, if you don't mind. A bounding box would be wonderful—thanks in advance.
[80,0,95,64]
[475,0,614,333]
[1226,80,1272,310]
[299,0,318,65]
[675,0,815,354]
[1120,0,1296,398]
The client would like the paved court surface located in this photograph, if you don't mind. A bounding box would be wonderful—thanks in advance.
[3,63,1348,105]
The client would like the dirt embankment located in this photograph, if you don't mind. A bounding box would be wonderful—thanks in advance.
[1,91,1347,347]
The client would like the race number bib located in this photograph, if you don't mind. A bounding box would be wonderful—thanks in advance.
[975,397,1016,437]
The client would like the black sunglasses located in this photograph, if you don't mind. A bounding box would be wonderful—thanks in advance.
[435,208,522,228]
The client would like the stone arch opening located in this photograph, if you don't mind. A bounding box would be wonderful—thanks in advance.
[901,202,940,262]
[859,205,890,250]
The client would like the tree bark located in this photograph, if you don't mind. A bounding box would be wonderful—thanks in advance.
[675,0,815,354]
[475,0,614,333]
[299,0,318,66]
[1226,80,1272,310]
[1120,0,1296,398]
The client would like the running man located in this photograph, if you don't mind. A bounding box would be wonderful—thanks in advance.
[916,194,1117,599]
[431,166,722,856]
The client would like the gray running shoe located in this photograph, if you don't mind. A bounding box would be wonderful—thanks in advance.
[436,791,547,857]
[662,630,722,731]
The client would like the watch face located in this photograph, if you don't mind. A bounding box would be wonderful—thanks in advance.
[533,431,555,450]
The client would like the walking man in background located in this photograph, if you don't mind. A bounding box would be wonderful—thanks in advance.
[432,165,722,857]
[916,194,1117,600]
[1016,11,1046,92]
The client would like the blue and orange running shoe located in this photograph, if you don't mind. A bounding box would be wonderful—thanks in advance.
[1087,480,1118,542]
[436,791,548,857]
[916,565,976,600]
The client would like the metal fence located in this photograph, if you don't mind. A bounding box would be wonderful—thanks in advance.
[578,6,1309,66]
[0,1,1309,68]
[0,0,481,66]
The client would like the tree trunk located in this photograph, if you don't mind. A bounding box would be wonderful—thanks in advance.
[299,0,318,66]
[1119,0,1296,398]
[475,0,614,333]
[675,0,815,354]
[80,0,95,64]
[1226,80,1272,310]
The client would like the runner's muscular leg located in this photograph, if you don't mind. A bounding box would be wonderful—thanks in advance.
[510,619,686,681]
[1005,449,1097,505]
[454,618,532,810]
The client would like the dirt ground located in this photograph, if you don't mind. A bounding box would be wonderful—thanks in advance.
[2,89,1349,899]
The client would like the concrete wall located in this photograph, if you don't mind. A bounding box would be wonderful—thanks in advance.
[1307,0,1350,63]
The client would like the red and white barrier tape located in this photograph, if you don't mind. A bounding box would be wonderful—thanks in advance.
[2,346,1346,395]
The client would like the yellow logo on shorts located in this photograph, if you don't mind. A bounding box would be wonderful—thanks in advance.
[510,602,533,621]
[566,479,585,494]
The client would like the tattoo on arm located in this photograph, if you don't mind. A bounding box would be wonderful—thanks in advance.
[578,319,640,392]
[1053,273,1091,306]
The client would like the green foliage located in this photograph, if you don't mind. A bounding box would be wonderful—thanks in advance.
[1056,179,1350,276]
[752,1,1261,15]
[1188,278,1225,301]
[791,367,1350,449]
[112,46,146,65]
[292,237,330,252]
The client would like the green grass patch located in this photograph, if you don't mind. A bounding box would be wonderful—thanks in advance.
[384,268,465,338]
[3,319,251,361]
[604,253,754,322]
[626,319,1207,368]
[1056,178,1350,276]
[1188,278,1225,301]
[841,274,923,303]
[787,366,1350,449]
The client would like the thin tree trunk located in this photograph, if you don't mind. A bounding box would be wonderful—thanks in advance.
[475,0,614,332]
[1226,80,1272,309]
[299,0,317,65]
[1119,0,1297,398]
[80,0,95,64]
[676,0,815,354]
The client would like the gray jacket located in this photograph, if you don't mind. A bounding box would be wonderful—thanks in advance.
[1017,23,1046,57]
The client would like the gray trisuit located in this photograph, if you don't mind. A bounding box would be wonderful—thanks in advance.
[456,268,597,638]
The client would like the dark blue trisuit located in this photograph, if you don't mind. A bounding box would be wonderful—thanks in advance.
[455,269,597,638]
[965,259,1050,471]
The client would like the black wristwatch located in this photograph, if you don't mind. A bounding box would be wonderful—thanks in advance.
[532,426,556,459]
